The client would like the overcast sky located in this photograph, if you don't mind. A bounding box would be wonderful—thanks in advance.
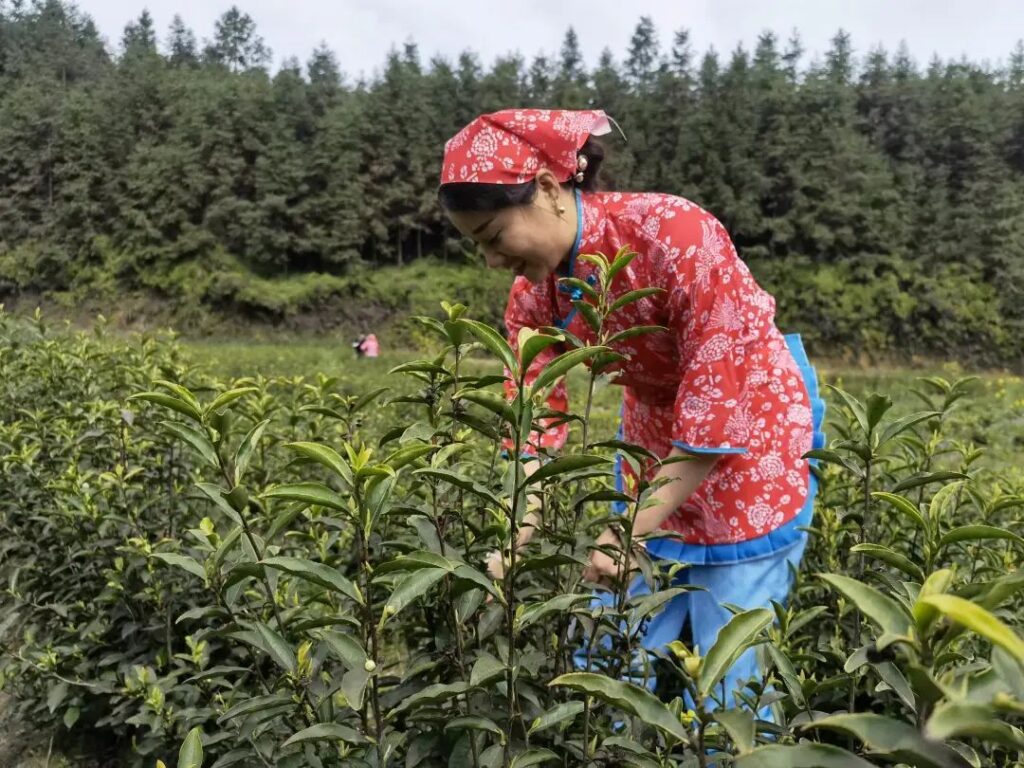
[77,0,1021,79]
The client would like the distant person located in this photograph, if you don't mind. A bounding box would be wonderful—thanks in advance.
[362,333,379,358]
[437,108,826,717]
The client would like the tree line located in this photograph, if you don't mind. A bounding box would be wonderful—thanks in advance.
[1,1,1023,359]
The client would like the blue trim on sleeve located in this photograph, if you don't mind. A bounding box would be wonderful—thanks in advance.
[672,441,749,456]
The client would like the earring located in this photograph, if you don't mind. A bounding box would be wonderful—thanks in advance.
[557,204,566,215]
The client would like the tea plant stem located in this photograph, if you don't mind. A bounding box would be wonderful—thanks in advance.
[354,505,386,766]
[504,425,525,767]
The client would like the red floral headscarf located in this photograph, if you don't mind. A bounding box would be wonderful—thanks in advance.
[440,108,613,186]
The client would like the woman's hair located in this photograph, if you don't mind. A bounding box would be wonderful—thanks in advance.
[438,136,607,212]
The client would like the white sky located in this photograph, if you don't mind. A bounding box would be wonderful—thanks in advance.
[77,0,1022,79]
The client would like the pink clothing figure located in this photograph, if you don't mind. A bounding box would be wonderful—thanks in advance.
[362,334,380,358]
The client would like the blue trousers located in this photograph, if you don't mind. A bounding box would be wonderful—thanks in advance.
[572,532,808,716]
[572,334,823,717]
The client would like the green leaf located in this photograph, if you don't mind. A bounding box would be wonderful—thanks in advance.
[206,387,257,416]
[801,712,971,768]
[353,387,390,413]
[129,391,202,423]
[574,300,602,333]
[196,482,243,525]
[384,443,436,471]
[940,525,1024,549]
[920,594,1024,661]
[606,247,636,281]
[515,594,591,631]
[282,723,365,748]
[878,410,941,446]
[548,672,688,741]
[871,492,927,532]
[463,319,517,374]
[445,716,505,742]
[520,331,565,371]
[699,608,773,696]
[865,393,894,432]
[341,666,371,711]
[892,471,968,494]
[154,380,202,410]
[527,454,610,484]
[62,706,80,729]
[262,482,348,511]
[152,552,206,581]
[819,573,912,635]
[765,644,807,709]
[261,556,363,604]
[47,681,68,713]
[510,749,558,768]
[285,442,353,487]
[320,631,368,669]
[231,623,296,673]
[217,694,293,724]
[470,652,505,687]
[160,421,218,468]
[233,419,269,485]
[381,567,448,625]
[825,385,869,435]
[926,701,1024,751]
[530,346,608,394]
[734,744,876,768]
[604,325,668,346]
[929,481,965,521]
[714,708,755,753]
[557,277,599,302]
[415,468,503,508]
[387,681,471,718]
[850,543,925,582]
[914,569,955,632]
[527,701,584,736]
[178,727,204,768]
[455,388,516,425]
[609,287,664,315]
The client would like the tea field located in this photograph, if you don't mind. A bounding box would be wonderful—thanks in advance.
[3,298,1024,768]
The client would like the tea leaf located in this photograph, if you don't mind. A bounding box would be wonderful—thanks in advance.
[520,331,565,371]
[234,419,269,484]
[714,708,755,754]
[262,482,348,511]
[130,391,203,423]
[801,712,971,768]
[734,744,876,767]
[939,525,1024,549]
[527,701,584,736]
[178,727,204,768]
[819,573,912,636]
[530,346,608,394]
[609,287,664,314]
[699,608,773,696]
[261,556,363,604]
[548,672,688,741]
[510,748,558,768]
[920,594,1024,661]
[160,421,219,468]
[463,319,517,375]
[285,442,353,486]
[282,723,366,747]
[206,387,257,416]
[527,454,610,484]
[380,567,448,625]
[850,543,925,582]
[152,552,206,581]
[231,623,296,673]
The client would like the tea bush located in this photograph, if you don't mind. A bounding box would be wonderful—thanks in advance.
[3,250,1024,768]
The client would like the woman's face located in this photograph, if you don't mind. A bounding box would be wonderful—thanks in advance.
[445,172,577,284]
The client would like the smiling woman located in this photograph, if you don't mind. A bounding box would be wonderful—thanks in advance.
[435,107,827,716]
[439,135,606,283]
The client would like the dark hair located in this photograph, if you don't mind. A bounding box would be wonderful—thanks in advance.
[438,136,607,212]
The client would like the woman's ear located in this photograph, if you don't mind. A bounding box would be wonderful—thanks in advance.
[534,168,561,201]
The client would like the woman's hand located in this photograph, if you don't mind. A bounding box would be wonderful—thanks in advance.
[582,527,638,584]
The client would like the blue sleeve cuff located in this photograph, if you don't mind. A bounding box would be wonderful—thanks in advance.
[672,440,749,456]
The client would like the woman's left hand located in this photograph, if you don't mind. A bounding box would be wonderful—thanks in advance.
[582,527,637,584]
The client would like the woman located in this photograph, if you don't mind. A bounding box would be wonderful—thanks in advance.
[438,108,825,712]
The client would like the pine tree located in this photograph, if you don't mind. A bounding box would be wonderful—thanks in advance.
[167,15,198,68]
